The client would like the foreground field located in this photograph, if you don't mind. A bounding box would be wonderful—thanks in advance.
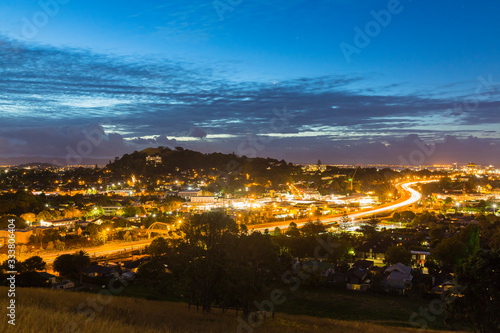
[0,287,457,333]
[277,287,449,330]
[118,282,449,330]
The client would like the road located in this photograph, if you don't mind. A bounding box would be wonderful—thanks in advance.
[250,180,434,233]
[34,181,432,262]
[33,239,152,263]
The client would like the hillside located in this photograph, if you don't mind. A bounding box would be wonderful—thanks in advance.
[105,146,298,187]
[0,287,457,333]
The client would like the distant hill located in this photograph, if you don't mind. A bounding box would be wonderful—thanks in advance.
[0,156,109,167]
[105,146,299,186]
[0,287,453,333]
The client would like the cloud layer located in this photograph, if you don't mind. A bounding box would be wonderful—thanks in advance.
[1,36,500,165]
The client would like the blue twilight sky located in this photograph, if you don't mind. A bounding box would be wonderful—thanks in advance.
[0,0,500,165]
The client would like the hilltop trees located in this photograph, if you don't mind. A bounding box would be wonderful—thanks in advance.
[0,191,45,215]
[432,237,467,268]
[0,215,28,229]
[445,250,500,332]
[285,221,301,237]
[1,255,46,273]
[22,256,46,272]
[148,237,171,257]
[173,211,241,312]
[384,245,412,266]
[300,221,327,236]
[432,224,479,268]
[53,251,90,283]
[163,211,282,314]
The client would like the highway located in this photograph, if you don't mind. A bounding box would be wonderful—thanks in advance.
[250,181,434,233]
[31,239,151,263]
[33,181,432,262]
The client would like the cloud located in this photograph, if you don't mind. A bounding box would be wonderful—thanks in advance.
[1,35,500,164]
[189,127,207,138]
[0,124,132,160]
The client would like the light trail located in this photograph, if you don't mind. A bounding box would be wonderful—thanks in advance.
[251,180,435,232]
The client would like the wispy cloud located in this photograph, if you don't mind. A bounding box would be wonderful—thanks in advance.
[1,35,500,164]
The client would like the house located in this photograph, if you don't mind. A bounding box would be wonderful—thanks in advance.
[411,250,430,266]
[322,268,346,287]
[321,268,335,277]
[327,272,347,287]
[191,196,217,203]
[355,237,395,261]
[119,271,136,283]
[383,263,413,294]
[353,259,374,270]
[345,267,370,291]
[52,280,75,290]
[102,205,122,216]
[177,189,203,200]
[431,280,454,295]
[123,256,151,273]
[38,272,57,284]
[40,219,76,228]
[83,264,119,278]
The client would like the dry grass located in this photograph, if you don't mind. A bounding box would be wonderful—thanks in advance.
[0,287,454,333]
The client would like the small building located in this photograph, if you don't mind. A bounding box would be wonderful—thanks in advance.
[38,272,57,284]
[353,259,374,270]
[102,206,122,216]
[355,238,395,261]
[411,250,430,266]
[83,264,119,278]
[431,280,454,295]
[383,263,413,294]
[52,280,75,290]
[191,196,217,203]
[177,189,203,200]
[40,219,76,228]
[123,256,151,273]
[146,155,162,165]
[346,267,370,291]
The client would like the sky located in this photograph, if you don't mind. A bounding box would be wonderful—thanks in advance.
[0,0,500,165]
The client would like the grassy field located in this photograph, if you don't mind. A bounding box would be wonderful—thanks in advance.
[276,287,448,330]
[0,287,458,333]
[117,282,449,330]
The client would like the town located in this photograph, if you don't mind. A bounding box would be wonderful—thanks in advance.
[1,148,499,332]
[1,1,500,331]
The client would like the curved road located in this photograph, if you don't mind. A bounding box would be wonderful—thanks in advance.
[250,180,434,233]
[35,181,433,262]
